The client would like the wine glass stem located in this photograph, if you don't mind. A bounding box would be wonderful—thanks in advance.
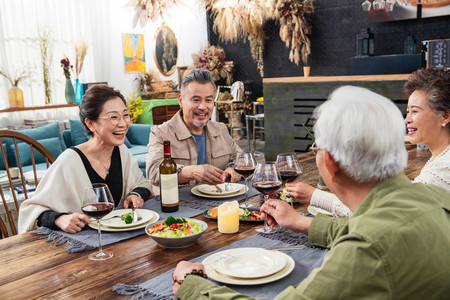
[97,220,104,256]
[244,177,249,201]
[263,194,270,230]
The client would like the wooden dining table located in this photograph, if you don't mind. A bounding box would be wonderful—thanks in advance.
[0,144,430,299]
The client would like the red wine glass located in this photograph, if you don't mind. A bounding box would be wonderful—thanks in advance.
[82,183,114,261]
[234,152,256,208]
[252,162,282,234]
[276,153,302,207]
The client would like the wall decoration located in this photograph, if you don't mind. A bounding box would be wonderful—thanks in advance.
[368,0,450,23]
[123,33,146,73]
[153,23,178,76]
[126,0,179,28]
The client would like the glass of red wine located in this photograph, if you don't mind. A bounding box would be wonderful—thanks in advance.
[234,152,256,208]
[252,162,282,234]
[82,183,115,261]
[276,153,302,207]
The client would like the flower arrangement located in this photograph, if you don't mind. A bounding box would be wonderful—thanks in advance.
[276,0,315,65]
[126,0,178,28]
[0,68,30,86]
[35,26,53,104]
[60,57,73,79]
[127,91,145,123]
[192,45,234,85]
[75,40,88,79]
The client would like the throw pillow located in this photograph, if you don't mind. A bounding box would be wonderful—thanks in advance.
[0,143,7,170]
[11,137,63,166]
[69,119,88,146]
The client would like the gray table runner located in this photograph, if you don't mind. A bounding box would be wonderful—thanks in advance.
[113,227,327,300]
[32,183,261,253]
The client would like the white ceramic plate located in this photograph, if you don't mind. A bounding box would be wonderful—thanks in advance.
[307,205,333,217]
[191,184,247,199]
[203,248,295,285]
[89,210,160,232]
[213,248,286,278]
[197,183,243,196]
[98,209,153,228]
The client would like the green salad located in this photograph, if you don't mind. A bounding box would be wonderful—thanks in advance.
[147,216,203,237]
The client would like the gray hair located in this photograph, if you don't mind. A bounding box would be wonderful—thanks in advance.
[180,68,216,96]
[314,86,407,183]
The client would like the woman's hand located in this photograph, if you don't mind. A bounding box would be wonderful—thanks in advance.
[55,213,90,234]
[261,199,313,234]
[172,261,206,295]
[285,182,316,205]
[124,195,144,209]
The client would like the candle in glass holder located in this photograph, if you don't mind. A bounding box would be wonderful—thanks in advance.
[218,201,239,234]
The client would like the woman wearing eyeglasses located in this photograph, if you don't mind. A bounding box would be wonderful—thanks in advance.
[284,68,450,219]
[19,85,152,234]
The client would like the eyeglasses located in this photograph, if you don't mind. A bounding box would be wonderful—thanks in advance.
[98,113,131,125]
[310,142,321,155]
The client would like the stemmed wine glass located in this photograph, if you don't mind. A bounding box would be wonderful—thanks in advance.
[276,153,303,207]
[234,152,256,208]
[252,162,282,234]
[82,183,115,261]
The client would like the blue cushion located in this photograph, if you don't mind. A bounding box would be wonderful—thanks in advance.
[127,145,147,156]
[17,122,66,152]
[11,137,63,166]
[0,143,7,170]
[124,136,132,148]
[69,119,88,146]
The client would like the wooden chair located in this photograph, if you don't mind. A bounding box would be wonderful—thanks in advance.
[0,130,56,238]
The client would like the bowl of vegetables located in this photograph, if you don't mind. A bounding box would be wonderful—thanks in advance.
[145,216,207,248]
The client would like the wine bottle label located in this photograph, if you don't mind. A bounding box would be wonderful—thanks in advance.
[160,173,179,205]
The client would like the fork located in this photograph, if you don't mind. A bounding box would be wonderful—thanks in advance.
[215,184,223,193]
[101,215,126,222]
[224,177,232,192]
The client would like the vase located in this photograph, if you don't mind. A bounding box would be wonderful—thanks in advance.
[74,79,84,103]
[8,85,24,108]
[65,79,75,104]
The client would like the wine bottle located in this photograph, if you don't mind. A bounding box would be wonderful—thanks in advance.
[159,140,179,212]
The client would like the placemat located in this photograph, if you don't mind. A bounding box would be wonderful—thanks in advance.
[32,199,204,253]
[113,226,327,300]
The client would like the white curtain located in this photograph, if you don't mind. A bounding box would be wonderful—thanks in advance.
[0,0,111,110]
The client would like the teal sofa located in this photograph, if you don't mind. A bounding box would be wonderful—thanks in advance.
[1,121,152,176]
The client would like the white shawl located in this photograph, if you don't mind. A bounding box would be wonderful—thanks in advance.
[18,145,151,233]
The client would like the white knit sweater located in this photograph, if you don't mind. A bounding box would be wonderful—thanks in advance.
[310,148,450,218]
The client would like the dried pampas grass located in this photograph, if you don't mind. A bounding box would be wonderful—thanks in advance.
[75,40,88,79]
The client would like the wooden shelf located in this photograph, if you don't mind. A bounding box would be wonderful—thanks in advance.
[0,103,79,113]
[263,74,411,83]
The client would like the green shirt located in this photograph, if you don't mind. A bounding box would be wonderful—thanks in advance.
[178,174,450,299]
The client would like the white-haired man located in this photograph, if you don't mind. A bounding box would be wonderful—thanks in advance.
[146,69,242,194]
[172,86,450,299]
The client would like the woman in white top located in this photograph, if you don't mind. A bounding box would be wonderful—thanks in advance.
[286,68,450,218]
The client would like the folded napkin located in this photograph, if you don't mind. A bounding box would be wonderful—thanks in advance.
[113,227,327,300]
[33,199,204,253]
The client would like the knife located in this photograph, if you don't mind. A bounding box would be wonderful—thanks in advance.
[132,207,138,223]
[267,245,306,251]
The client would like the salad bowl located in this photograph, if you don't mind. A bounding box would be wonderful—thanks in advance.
[145,218,208,248]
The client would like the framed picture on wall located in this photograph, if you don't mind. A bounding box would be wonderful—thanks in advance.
[122,33,146,73]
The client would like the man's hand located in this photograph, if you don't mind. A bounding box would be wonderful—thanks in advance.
[285,182,316,205]
[185,164,224,185]
[124,194,144,209]
[172,261,206,295]
[55,213,90,234]
[261,199,313,234]
[223,167,242,182]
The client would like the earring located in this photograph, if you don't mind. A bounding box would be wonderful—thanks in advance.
[443,123,447,128]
